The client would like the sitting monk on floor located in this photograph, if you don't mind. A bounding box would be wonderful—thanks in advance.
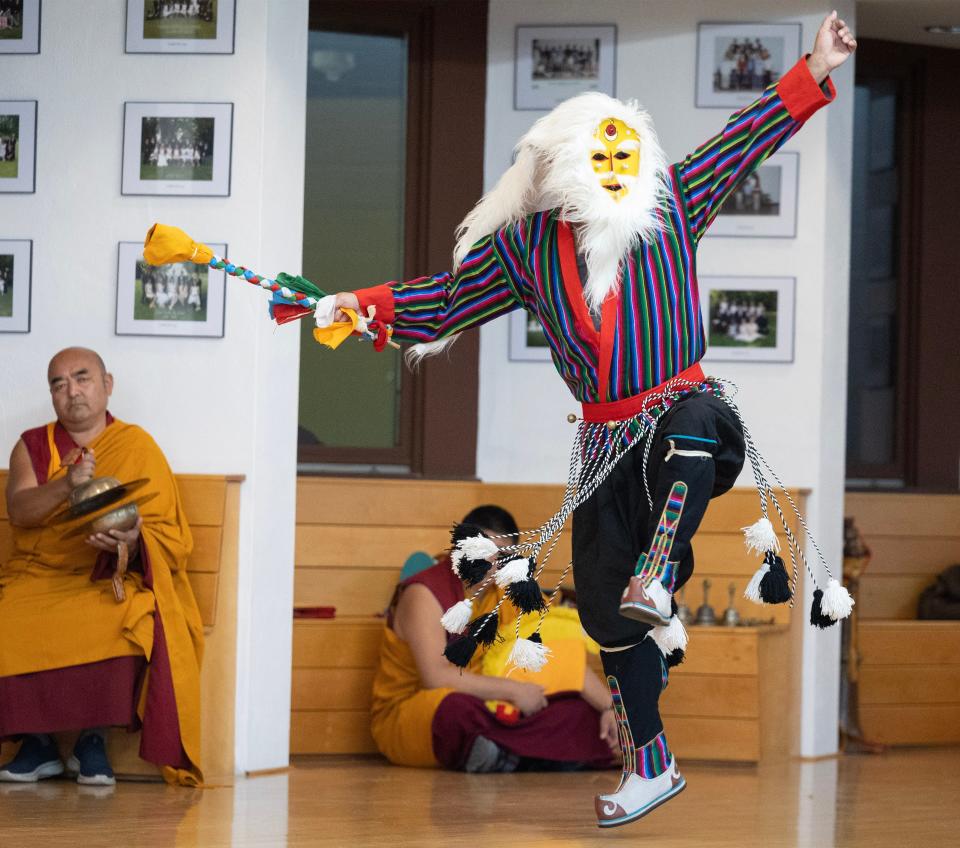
[371,504,618,772]
[0,347,203,786]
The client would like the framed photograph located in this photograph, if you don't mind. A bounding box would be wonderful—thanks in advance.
[708,152,799,238]
[0,240,32,333]
[508,310,552,362]
[122,101,233,196]
[0,0,41,54]
[125,0,235,54]
[0,101,37,194]
[696,22,802,108]
[515,24,617,111]
[700,275,795,363]
[116,241,227,338]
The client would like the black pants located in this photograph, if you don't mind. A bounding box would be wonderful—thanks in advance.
[574,392,745,751]
[573,392,746,648]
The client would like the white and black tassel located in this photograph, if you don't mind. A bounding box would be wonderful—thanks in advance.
[742,517,780,555]
[647,616,688,655]
[506,576,546,614]
[509,631,551,672]
[820,578,854,620]
[440,599,472,635]
[494,557,532,588]
[745,551,792,605]
[809,589,836,629]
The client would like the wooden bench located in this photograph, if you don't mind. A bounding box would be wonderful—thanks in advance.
[845,492,960,746]
[291,477,806,763]
[0,471,242,780]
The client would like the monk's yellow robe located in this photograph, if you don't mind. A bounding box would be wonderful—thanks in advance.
[370,559,596,768]
[0,419,203,785]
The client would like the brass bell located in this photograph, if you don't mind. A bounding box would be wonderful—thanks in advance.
[566,413,578,424]
[606,420,618,431]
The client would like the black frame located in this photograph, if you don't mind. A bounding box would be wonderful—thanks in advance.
[0,99,37,194]
[124,0,236,55]
[120,100,234,197]
[695,21,803,109]
[0,0,42,55]
[514,23,618,111]
[114,240,228,339]
[0,239,33,334]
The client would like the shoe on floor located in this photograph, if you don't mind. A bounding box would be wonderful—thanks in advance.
[595,756,686,827]
[67,733,116,786]
[464,735,519,774]
[0,735,65,783]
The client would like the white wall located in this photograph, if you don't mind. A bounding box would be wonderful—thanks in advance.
[478,0,855,757]
[0,0,308,773]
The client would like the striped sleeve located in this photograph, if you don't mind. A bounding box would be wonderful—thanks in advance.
[354,230,524,344]
[674,57,836,242]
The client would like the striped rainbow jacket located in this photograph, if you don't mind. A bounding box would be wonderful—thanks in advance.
[357,58,835,415]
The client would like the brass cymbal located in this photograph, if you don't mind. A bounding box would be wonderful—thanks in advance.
[60,492,159,540]
[47,477,151,525]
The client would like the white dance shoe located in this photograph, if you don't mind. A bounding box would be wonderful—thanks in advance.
[594,755,686,827]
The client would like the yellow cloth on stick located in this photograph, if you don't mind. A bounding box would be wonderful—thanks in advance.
[143,223,214,267]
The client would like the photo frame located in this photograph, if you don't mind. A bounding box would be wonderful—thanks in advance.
[0,240,32,333]
[0,100,37,194]
[509,310,552,362]
[700,275,795,363]
[125,0,236,54]
[122,101,233,196]
[116,241,227,338]
[707,152,799,238]
[515,24,617,111]
[0,0,41,54]
[696,22,802,108]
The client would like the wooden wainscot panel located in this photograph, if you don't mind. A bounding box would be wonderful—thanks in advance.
[673,630,760,677]
[845,492,960,538]
[291,710,377,755]
[665,717,760,762]
[859,621,960,665]
[292,668,376,712]
[859,665,960,705]
[859,705,960,745]
[661,674,759,719]
[293,619,383,669]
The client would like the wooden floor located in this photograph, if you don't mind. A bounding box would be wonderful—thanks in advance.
[2,748,957,846]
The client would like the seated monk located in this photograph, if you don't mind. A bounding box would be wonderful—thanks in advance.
[371,504,618,772]
[0,347,203,787]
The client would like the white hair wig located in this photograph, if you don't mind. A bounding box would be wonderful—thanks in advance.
[407,91,669,365]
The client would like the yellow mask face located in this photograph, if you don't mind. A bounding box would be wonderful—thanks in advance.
[590,118,641,201]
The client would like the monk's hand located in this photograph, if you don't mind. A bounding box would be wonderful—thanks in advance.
[807,10,857,81]
[66,449,96,489]
[509,681,549,717]
[599,707,619,755]
[86,516,143,555]
[334,291,360,323]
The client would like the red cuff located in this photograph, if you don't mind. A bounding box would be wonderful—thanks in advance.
[777,55,836,123]
[353,284,396,325]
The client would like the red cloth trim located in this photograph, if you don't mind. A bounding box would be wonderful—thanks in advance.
[597,293,620,403]
[354,284,396,325]
[777,56,836,123]
[557,222,600,354]
[580,363,706,422]
[431,691,614,769]
[0,657,144,738]
[20,413,116,485]
[136,540,192,770]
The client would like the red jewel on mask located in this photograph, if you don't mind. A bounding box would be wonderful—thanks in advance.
[604,123,617,140]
